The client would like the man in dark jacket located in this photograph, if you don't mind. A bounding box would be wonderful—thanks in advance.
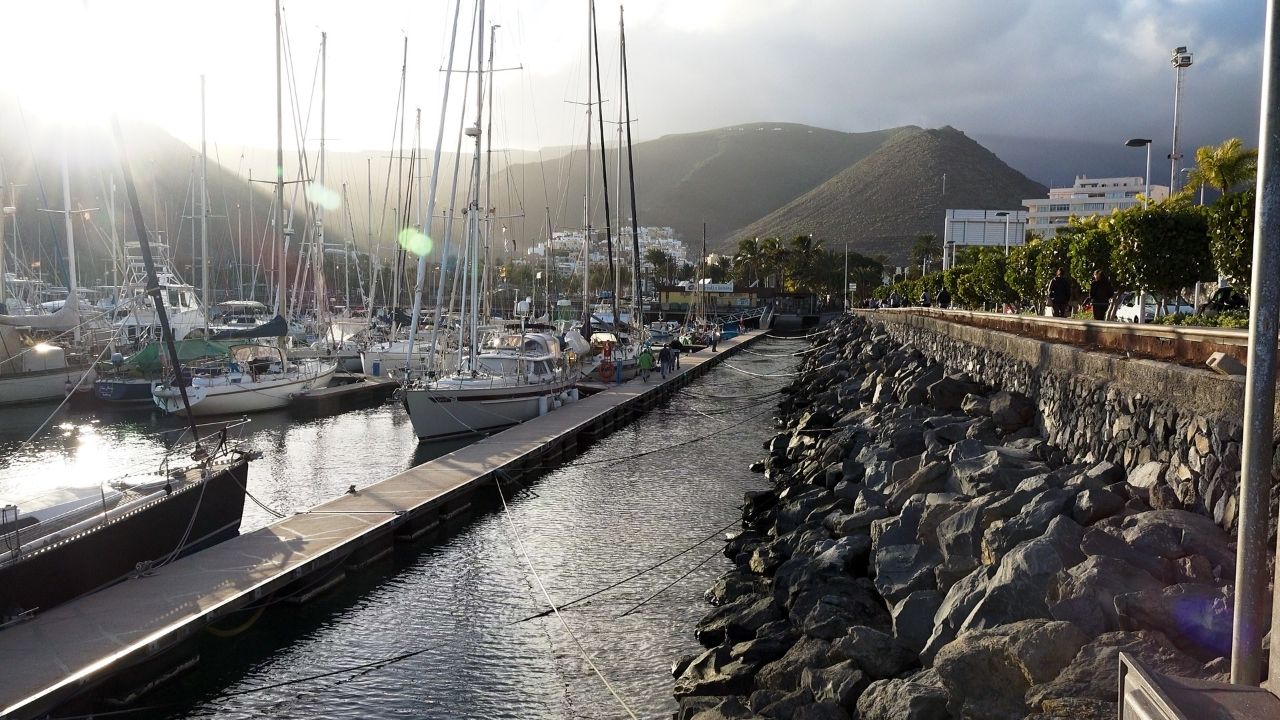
[1047,268,1071,317]
[1088,269,1114,321]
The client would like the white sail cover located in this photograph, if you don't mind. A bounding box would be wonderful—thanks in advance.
[562,329,591,356]
[0,301,80,331]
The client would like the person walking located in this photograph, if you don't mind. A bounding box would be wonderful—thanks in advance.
[936,287,951,309]
[1047,268,1072,318]
[637,346,655,382]
[710,326,719,352]
[670,337,685,368]
[1088,269,1114,321]
[657,344,672,378]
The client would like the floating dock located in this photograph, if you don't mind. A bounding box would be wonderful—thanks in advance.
[0,328,771,719]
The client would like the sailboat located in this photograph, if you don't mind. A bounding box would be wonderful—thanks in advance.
[150,9,336,416]
[0,122,251,622]
[402,0,578,442]
[0,146,99,406]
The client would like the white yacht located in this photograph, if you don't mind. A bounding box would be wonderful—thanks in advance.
[152,343,336,416]
[402,329,577,441]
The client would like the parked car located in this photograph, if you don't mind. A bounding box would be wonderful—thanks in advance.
[1115,292,1195,323]
[1198,286,1248,315]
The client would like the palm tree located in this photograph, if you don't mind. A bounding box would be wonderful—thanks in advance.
[910,234,943,273]
[732,237,762,287]
[1186,138,1258,196]
[788,234,822,291]
[759,237,786,289]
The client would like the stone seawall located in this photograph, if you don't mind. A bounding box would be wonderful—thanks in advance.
[672,315,1241,720]
[863,310,1262,535]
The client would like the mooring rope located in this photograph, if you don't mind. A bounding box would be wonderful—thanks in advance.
[493,475,640,719]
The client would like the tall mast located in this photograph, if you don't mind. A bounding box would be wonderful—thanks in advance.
[315,31,328,327]
[582,0,593,330]
[407,0,463,367]
[621,5,642,341]
[199,74,210,333]
[590,0,616,332]
[468,0,486,371]
[481,23,498,322]
[274,0,287,332]
[60,140,81,344]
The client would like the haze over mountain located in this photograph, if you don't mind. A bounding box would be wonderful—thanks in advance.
[734,127,1048,263]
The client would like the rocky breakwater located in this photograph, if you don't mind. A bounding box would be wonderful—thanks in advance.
[673,315,1240,720]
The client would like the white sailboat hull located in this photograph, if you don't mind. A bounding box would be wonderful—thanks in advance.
[403,380,576,441]
[154,363,336,416]
[0,367,96,406]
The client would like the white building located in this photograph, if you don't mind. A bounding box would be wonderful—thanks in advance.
[524,226,690,276]
[941,209,1028,270]
[1023,176,1169,238]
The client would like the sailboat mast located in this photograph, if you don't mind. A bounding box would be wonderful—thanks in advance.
[621,5,642,340]
[468,0,486,371]
[407,0,462,368]
[589,0,616,332]
[199,74,210,333]
[390,38,408,324]
[60,140,80,344]
[582,0,592,330]
[481,23,498,322]
[315,31,328,329]
[274,0,287,330]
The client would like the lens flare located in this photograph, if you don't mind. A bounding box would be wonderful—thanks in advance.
[305,183,341,211]
[398,228,433,257]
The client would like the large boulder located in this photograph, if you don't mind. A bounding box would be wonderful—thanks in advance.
[755,636,836,693]
[1025,630,1222,711]
[960,516,1086,634]
[933,620,1088,720]
[1114,583,1234,662]
[990,390,1036,431]
[921,565,994,664]
[1046,555,1165,636]
[980,488,1077,564]
[800,659,870,708]
[872,544,939,604]
[1078,526,1174,582]
[1110,509,1235,577]
[674,643,761,698]
[830,625,918,679]
[856,675,950,720]
[927,375,985,412]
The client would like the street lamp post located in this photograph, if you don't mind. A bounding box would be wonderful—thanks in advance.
[995,211,1011,256]
[843,242,848,312]
[1126,138,1153,206]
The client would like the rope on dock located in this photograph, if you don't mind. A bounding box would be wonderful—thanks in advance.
[493,474,640,720]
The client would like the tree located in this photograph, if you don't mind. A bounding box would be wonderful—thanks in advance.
[909,234,943,274]
[732,237,762,287]
[1034,232,1074,301]
[759,237,786,289]
[1005,240,1043,308]
[644,248,673,286]
[1208,187,1255,290]
[787,234,822,291]
[1063,217,1112,291]
[1109,197,1212,298]
[1186,138,1258,196]
[966,248,1012,307]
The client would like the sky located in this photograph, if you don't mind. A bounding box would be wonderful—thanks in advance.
[0,0,1267,181]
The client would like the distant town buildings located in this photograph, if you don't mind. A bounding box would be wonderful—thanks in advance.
[524,226,689,275]
[1023,176,1169,238]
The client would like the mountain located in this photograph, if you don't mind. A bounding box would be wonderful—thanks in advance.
[732,126,1048,263]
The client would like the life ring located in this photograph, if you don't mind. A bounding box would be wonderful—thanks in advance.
[597,361,615,382]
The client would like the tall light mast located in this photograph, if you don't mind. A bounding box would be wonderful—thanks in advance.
[1169,46,1193,194]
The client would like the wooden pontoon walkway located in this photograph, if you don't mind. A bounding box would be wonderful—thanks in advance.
[0,328,770,719]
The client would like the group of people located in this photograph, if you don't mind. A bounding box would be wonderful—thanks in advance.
[636,338,684,382]
[1047,267,1114,320]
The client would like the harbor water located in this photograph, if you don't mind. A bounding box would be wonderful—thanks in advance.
[0,338,798,719]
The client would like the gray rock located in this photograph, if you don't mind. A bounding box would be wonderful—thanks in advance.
[824,508,887,538]
[707,569,769,607]
[1112,509,1235,576]
[1078,526,1173,583]
[980,488,1077,564]
[1026,630,1222,710]
[686,696,760,720]
[990,390,1036,431]
[800,659,869,707]
[1046,555,1165,636]
[797,582,893,640]
[872,544,939,604]
[960,516,1086,634]
[698,594,765,647]
[933,619,1088,720]
[757,688,812,719]
[674,644,760,697]
[927,376,984,411]
[856,677,951,720]
[831,625,918,679]
[1115,583,1234,661]
[891,589,944,654]
[1070,487,1125,526]
[921,565,994,664]
[791,701,852,720]
[960,393,991,417]
[755,636,835,692]
[1127,461,1166,492]
[732,634,796,666]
